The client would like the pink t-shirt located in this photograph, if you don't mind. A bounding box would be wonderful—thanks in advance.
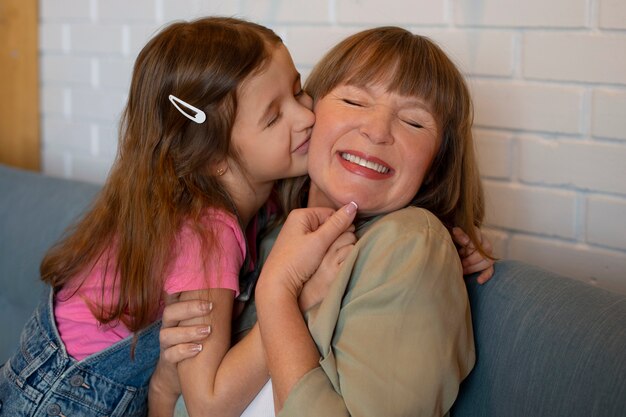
[54,209,245,360]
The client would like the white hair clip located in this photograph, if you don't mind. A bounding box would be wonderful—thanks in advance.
[168,94,206,124]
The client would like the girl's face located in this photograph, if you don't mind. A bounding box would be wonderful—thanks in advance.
[229,44,314,185]
[307,83,440,216]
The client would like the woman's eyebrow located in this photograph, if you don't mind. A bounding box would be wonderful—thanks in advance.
[396,94,433,112]
[357,84,433,112]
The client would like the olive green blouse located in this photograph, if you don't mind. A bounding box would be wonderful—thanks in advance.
[277,206,475,416]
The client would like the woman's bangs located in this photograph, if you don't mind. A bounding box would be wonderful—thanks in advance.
[345,47,439,110]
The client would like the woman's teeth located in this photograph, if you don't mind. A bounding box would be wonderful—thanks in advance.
[341,152,390,174]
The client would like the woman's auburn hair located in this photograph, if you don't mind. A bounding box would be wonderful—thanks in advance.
[40,17,282,333]
[285,26,488,257]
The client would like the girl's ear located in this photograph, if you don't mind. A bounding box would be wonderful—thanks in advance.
[213,161,228,177]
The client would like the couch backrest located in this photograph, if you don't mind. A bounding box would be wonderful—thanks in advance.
[0,164,100,362]
[452,260,626,417]
[2,164,625,417]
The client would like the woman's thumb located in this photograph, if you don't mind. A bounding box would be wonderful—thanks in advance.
[316,201,358,243]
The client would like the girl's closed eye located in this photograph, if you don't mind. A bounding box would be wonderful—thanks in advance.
[266,112,281,128]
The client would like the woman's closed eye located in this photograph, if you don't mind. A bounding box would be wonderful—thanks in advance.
[403,119,424,129]
[342,98,364,107]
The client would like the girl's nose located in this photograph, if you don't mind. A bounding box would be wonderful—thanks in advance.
[295,102,315,132]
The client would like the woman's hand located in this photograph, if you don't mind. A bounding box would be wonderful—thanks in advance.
[452,227,495,284]
[159,295,213,364]
[149,295,212,416]
[299,227,357,312]
[259,202,358,299]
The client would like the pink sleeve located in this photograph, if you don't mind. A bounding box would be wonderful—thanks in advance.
[164,212,245,296]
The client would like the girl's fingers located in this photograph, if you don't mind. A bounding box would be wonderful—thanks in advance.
[452,227,470,247]
[481,234,494,255]
[458,245,476,259]
[476,266,495,284]
[461,250,489,269]
[462,258,492,275]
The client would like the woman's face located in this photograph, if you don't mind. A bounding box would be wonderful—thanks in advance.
[307,83,440,216]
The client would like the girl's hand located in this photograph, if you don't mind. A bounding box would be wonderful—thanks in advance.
[299,227,357,312]
[452,227,495,284]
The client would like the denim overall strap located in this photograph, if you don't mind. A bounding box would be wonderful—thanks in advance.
[0,288,160,417]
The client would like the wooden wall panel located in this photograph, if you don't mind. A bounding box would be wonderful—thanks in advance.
[0,0,39,171]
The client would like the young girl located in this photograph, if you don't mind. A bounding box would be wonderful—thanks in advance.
[0,17,315,417]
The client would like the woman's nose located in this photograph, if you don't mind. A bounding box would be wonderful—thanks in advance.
[360,108,394,145]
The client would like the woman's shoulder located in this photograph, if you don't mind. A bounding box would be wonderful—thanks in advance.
[362,206,451,244]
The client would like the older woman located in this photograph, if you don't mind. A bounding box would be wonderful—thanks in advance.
[152,26,490,417]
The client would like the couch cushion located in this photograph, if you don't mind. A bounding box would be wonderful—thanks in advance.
[0,164,100,362]
[452,260,626,417]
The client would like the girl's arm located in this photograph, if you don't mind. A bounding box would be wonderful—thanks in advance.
[176,288,268,417]
[148,298,214,417]
[148,295,211,417]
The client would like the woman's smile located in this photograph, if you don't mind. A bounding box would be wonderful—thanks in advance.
[337,150,392,179]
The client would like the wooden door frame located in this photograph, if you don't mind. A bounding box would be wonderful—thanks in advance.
[0,0,40,171]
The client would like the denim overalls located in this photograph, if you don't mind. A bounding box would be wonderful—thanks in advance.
[0,289,160,416]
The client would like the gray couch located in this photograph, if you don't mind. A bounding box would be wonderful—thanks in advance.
[1,163,625,416]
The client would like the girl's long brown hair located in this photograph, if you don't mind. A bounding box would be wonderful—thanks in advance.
[286,26,489,257]
[40,17,282,333]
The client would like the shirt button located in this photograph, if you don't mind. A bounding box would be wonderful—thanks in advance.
[46,403,61,416]
[69,374,84,387]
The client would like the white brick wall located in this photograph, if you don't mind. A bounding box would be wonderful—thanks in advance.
[38,0,626,293]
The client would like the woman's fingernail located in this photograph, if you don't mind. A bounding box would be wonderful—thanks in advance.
[200,302,213,312]
[345,201,358,215]
[197,325,211,335]
[190,344,203,353]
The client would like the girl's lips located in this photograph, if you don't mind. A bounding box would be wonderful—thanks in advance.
[292,138,310,154]
[336,150,393,180]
